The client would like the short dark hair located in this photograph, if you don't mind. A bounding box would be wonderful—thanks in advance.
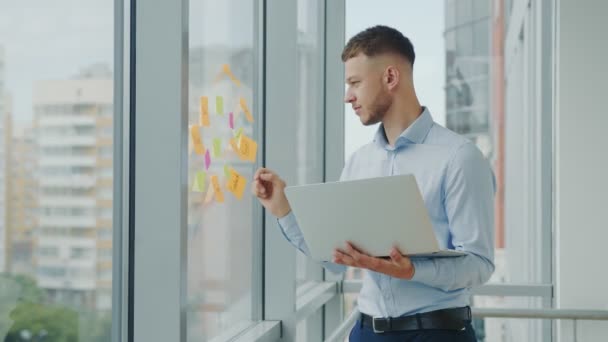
[341,25,415,66]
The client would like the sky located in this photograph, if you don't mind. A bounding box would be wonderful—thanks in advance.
[0,0,446,156]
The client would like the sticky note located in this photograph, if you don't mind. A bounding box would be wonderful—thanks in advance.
[236,134,257,162]
[192,171,206,192]
[239,98,254,123]
[213,138,222,157]
[229,112,234,129]
[211,175,224,203]
[205,150,211,170]
[226,168,247,200]
[200,96,210,127]
[204,185,214,204]
[222,64,241,87]
[216,96,224,115]
[190,125,205,155]
[234,127,243,140]
[229,138,239,154]
[224,164,231,178]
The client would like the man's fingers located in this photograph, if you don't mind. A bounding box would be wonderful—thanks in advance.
[333,249,355,266]
[259,173,277,182]
[254,167,270,181]
[390,247,404,263]
[251,180,268,198]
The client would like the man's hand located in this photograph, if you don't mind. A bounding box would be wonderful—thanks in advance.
[333,242,415,280]
[251,167,292,218]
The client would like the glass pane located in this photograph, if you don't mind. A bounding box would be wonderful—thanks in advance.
[0,1,114,341]
[187,0,257,340]
[473,296,548,341]
[295,0,324,286]
[295,1,325,340]
[342,0,550,340]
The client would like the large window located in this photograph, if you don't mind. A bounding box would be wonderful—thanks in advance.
[343,0,552,341]
[0,1,114,341]
[187,0,258,340]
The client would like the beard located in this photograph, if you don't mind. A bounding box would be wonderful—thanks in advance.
[362,89,392,126]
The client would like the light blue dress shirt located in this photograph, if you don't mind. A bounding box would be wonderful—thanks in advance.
[278,108,495,317]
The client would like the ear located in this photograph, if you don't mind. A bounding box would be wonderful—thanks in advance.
[385,66,400,91]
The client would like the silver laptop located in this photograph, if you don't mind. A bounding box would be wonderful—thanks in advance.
[284,174,466,262]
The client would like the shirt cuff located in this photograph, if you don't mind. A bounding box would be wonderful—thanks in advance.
[277,211,300,241]
[411,258,436,284]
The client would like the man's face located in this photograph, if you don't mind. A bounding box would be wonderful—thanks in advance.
[344,54,392,126]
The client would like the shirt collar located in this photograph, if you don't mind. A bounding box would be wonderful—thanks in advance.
[373,107,434,149]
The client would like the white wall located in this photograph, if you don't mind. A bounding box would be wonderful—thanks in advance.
[555,0,608,340]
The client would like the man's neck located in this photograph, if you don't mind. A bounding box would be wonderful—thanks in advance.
[382,100,423,147]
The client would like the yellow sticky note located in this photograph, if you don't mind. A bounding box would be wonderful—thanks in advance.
[213,138,222,157]
[216,96,224,115]
[210,175,224,203]
[200,96,210,127]
[226,168,247,200]
[190,125,205,155]
[229,138,239,155]
[236,134,257,162]
[239,97,254,123]
[192,171,207,192]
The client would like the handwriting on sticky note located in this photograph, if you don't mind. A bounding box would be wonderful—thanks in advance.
[226,168,247,200]
[190,125,205,155]
[237,134,257,162]
[216,96,224,115]
[211,175,224,203]
[192,171,207,192]
[239,97,254,123]
[200,96,210,127]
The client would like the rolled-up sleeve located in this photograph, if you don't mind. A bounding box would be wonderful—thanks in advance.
[411,143,495,291]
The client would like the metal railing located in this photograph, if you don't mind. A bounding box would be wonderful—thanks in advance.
[325,307,608,342]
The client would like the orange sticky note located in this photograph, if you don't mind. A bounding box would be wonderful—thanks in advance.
[222,64,241,87]
[210,175,224,203]
[200,96,210,127]
[226,168,247,200]
[236,134,257,162]
[190,125,205,155]
[239,98,254,123]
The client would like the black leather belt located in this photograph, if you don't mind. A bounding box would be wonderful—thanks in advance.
[360,306,472,333]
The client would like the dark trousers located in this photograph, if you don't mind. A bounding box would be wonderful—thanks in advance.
[348,319,477,342]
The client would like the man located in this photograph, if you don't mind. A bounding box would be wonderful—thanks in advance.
[252,25,494,341]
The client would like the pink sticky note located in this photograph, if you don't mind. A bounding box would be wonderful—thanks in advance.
[205,150,211,170]
[229,112,234,129]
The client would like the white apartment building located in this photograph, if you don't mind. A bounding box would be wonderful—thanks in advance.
[33,65,113,309]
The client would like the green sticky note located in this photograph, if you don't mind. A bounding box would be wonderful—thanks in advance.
[224,165,230,178]
[234,128,243,140]
[216,96,224,115]
[192,171,207,192]
[213,138,222,157]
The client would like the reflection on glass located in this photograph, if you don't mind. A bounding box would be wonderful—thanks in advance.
[0,1,113,340]
[187,0,256,340]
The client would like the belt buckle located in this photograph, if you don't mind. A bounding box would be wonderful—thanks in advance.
[372,316,385,334]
